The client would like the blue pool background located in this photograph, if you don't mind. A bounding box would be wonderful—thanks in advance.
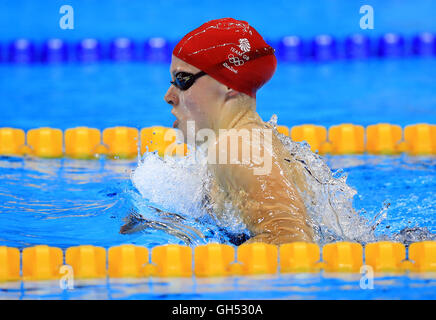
[1,0,436,130]
[0,0,436,299]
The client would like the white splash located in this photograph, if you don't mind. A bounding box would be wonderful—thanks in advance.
[130,115,388,245]
[131,149,209,218]
[267,114,379,244]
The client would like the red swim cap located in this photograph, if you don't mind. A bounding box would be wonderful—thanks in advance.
[173,18,277,98]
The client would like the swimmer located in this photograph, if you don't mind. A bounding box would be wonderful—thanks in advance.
[163,18,314,245]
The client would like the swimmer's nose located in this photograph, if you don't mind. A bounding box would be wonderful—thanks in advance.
[164,85,179,106]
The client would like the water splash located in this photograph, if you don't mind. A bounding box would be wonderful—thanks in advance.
[267,115,383,244]
[130,147,249,246]
[129,115,433,246]
[267,115,436,245]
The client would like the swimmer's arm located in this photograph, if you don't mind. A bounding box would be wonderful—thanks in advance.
[243,219,313,245]
[212,125,314,245]
[240,182,314,245]
[217,156,314,245]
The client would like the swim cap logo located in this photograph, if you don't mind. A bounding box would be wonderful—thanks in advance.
[228,54,245,66]
[238,38,251,53]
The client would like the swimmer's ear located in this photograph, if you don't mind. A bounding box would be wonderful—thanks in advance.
[224,87,239,101]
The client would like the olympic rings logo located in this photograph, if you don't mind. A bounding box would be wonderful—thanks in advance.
[227,54,245,66]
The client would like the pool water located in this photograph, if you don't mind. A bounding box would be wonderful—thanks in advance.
[1,59,436,130]
[3,273,436,300]
[1,154,435,248]
[0,153,435,299]
[0,0,436,300]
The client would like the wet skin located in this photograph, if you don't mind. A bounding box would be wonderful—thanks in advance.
[161,55,314,245]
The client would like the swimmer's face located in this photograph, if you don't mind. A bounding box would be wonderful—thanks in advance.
[164,55,228,142]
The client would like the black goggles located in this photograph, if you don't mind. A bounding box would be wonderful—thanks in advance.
[170,71,207,91]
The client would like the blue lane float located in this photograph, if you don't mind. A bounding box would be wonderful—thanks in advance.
[412,32,436,56]
[42,38,68,63]
[76,38,102,62]
[311,34,337,61]
[9,39,36,63]
[378,33,405,57]
[143,37,172,63]
[277,36,304,62]
[110,37,136,62]
[3,33,436,64]
[345,34,371,59]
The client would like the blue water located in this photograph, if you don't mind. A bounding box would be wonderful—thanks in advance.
[0,155,435,248]
[0,154,435,299]
[1,59,436,129]
[2,274,436,300]
[0,0,436,299]
[1,0,436,41]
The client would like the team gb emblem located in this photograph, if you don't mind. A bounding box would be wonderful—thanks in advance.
[238,38,251,53]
